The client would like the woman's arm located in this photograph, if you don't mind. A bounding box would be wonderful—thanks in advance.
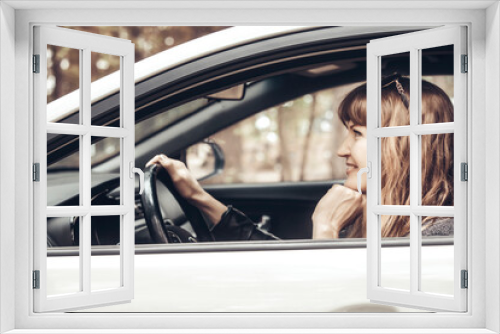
[146,154,279,241]
[146,154,227,226]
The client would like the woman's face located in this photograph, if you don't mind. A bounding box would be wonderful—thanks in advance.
[337,121,367,192]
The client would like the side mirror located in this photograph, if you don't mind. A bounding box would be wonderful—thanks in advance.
[185,139,225,181]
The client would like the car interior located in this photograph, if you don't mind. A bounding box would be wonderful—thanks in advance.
[46,27,454,249]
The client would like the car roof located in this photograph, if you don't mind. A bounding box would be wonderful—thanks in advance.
[47,26,316,122]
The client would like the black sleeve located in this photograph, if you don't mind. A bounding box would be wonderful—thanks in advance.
[210,205,280,241]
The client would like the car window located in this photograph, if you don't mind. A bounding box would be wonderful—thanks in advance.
[187,83,360,185]
[49,98,210,170]
[187,75,453,185]
[135,98,210,144]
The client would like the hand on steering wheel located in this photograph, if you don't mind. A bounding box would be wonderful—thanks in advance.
[146,154,207,205]
[141,156,215,243]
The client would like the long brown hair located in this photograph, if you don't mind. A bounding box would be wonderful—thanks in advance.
[337,76,454,238]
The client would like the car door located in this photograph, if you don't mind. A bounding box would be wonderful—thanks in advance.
[204,181,339,239]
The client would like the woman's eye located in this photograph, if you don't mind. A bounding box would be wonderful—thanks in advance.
[353,130,362,137]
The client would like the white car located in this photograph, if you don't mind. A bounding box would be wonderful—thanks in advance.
[45,26,454,312]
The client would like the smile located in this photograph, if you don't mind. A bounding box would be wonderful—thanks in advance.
[346,166,358,174]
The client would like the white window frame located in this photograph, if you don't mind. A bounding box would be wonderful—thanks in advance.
[366,26,467,312]
[0,1,498,333]
[33,26,136,312]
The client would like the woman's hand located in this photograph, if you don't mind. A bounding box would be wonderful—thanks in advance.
[312,184,365,239]
[146,154,206,203]
[146,154,227,226]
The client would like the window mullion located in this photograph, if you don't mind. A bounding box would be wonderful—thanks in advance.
[82,214,91,294]
[82,47,91,207]
[366,46,380,296]
[122,50,135,294]
[89,125,129,138]
[373,123,455,138]
[89,206,129,216]
[409,47,420,295]
[373,205,454,216]
[81,47,92,295]
[413,123,454,135]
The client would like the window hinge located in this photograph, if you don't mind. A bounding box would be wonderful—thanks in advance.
[33,54,40,73]
[461,270,468,289]
[461,54,468,73]
[33,270,40,289]
[33,163,40,182]
[461,162,468,181]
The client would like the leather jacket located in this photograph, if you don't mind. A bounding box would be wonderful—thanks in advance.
[210,205,279,241]
[209,206,454,241]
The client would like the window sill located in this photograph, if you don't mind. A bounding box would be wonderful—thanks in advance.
[3,329,497,334]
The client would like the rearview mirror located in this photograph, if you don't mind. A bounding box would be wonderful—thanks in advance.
[186,139,225,181]
[206,84,246,101]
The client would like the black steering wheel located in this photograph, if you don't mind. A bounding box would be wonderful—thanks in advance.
[141,164,214,243]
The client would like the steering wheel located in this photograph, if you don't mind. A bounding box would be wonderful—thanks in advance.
[141,164,214,243]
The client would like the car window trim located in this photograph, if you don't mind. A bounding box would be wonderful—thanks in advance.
[48,237,454,257]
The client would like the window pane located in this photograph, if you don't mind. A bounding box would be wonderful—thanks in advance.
[380,215,411,291]
[91,215,121,291]
[421,216,454,296]
[380,52,410,127]
[421,45,454,124]
[91,137,121,204]
[47,134,80,206]
[421,134,454,206]
[135,98,209,144]
[91,52,121,127]
[47,216,81,296]
[47,45,80,124]
[381,136,410,205]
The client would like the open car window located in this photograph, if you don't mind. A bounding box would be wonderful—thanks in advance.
[189,84,359,184]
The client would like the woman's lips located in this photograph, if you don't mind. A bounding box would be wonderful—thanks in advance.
[346,166,357,175]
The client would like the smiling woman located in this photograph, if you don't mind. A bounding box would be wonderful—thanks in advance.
[322,75,455,239]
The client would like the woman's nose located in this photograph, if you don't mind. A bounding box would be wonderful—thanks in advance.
[337,137,350,158]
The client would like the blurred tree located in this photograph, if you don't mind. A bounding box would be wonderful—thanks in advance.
[47,45,80,103]
[277,105,292,182]
[48,26,229,103]
[299,94,316,181]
